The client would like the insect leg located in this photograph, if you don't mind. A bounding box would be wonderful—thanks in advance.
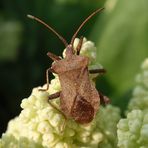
[48,91,61,100]
[48,91,65,116]
[48,91,67,131]
[48,103,67,132]
[98,91,110,105]
[47,52,61,61]
[39,67,55,91]
[76,36,83,55]
[89,68,106,74]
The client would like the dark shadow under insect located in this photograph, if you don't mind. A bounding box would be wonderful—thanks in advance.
[27,8,110,125]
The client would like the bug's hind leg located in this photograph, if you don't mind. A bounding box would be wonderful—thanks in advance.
[76,36,84,55]
[39,67,55,91]
[98,91,110,106]
[48,92,66,117]
[89,68,106,74]
[48,91,67,132]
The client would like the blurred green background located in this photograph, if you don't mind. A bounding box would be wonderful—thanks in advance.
[0,0,148,135]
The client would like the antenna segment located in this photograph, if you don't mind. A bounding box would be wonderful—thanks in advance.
[70,8,104,46]
[27,14,68,47]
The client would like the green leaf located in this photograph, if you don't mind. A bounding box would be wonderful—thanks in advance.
[92,0,148,99]
[0,19,23,61]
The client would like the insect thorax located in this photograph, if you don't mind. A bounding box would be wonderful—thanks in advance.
[52,55,89,74]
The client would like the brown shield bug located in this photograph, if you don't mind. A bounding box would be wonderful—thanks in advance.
[27,8,109,124]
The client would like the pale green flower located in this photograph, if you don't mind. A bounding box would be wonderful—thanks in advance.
[117,58,148,148]
[128,58,148,112]
[63,38,103,71]
[62,38,96,63]
[72,37,104,80]
[0,38,120,148]
[117,110,148,148]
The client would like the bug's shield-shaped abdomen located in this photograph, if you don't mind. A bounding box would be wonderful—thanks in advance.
[53,55,100,123]
[71,95,94,124]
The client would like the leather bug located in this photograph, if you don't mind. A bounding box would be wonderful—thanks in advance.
[27,8,109,124]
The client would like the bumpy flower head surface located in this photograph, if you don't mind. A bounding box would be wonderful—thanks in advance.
[117,110,148,148]
[117,58,148,148]
[0,38,120,148]
[128,58,148,112]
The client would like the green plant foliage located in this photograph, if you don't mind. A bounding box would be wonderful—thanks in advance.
[91,0,148,100]
[0,19,22,61]
[117,58,148,148]
[128,58,148,112]
[54,0,105,6]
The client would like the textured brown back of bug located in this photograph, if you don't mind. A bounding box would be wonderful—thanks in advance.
[52,55,100,123]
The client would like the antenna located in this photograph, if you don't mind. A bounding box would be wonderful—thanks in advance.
[27,14,68,47]
[70,8,104,46]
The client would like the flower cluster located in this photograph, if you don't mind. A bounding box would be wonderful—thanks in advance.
[117,110,148,148]
[117,59,148,148]
[128,58,148,112]
[0,38,120,148]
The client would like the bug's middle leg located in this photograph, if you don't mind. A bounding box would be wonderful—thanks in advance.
[89,68,106,74]
[98,91,110,105]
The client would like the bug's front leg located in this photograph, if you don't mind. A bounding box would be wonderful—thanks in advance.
[39,67,55,91]
[39,51,61,91]
[89,68,106,74]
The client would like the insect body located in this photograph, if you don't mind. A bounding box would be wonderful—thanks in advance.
[27,8,109,124]
[52,48,99,123]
